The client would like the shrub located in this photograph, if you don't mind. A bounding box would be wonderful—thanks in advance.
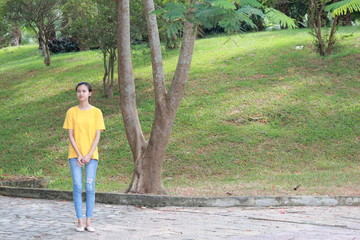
[48,37,80,54]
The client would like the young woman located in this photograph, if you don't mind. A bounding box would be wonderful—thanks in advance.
[63,82,105,232]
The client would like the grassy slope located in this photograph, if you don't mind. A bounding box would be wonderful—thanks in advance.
[0,27,359,196]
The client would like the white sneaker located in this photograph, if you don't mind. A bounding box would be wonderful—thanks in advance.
[85,227,95,232]
[76,226,85,232]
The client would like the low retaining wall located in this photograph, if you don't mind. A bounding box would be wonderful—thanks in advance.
[0,179,48,188]
[0,186,359,207]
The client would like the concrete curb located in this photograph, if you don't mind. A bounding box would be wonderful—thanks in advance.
[0,186,359,207]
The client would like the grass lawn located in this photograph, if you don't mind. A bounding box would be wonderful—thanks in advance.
[0,27,359,196]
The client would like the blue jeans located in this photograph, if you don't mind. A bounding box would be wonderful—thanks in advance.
[69,158,98,219]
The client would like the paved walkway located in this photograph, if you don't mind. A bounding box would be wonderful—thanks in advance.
[0,195,359,240]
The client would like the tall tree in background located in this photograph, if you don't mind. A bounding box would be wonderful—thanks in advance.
[62,0,117,98]
[4,0,62,66]
[9,23,22,46]
[117,0,296,195]
[94,0,117,98]
[62,0,97,50]
[0,0,22,47]
[0,0,12,47]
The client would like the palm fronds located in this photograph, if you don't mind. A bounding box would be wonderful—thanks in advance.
[155,0,297,37]
[325,0,360,16]
[265,8,297,29]
[234,0,263,8]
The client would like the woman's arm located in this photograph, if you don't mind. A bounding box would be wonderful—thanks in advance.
[68,129,84,167]
[83,130,101,164]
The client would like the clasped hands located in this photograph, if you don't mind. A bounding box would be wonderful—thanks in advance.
[77,155,91,167]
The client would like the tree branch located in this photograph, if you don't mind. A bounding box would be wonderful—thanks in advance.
[168,21,196,113]
[116,0,147,160]
[143,0,167,107]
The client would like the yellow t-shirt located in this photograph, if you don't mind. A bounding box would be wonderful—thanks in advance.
[63,106,106,160]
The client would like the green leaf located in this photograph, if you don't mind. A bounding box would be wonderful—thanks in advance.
[212,0,236,10]
[163,3,187,21]
[325,0,360,16]
[194,6,232,19]
[218,11,256,32]
[150,9,165,15]
[234,0,263,8]
[265,8,297,29]
[237,6,265,18]
[166,21,183,37]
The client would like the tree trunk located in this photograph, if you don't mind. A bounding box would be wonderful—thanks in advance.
[39,33,51,66]
[116,0,148,177]
[42,40,51,66]
[102,50,110,98]
[117,0,196,194]
[10,24,22,46]
[108,49,115,98]
[326,16,339,56]
[103,47,116,98]
[126,0,169,194]
[316,3,326,56]
[309,0,326,56]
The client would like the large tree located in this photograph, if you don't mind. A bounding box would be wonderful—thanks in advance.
[116,0,296,195]
[4,0,62,66]
[0,0,12,47]
[93,0,117,98]
[62,0,117,98]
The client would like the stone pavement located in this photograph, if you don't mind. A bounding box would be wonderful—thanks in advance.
[0,195,359,240]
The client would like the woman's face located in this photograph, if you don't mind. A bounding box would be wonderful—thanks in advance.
[76,84,92,102]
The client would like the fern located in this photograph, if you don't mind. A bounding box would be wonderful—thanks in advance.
[234,0,263,8]
[195,6,232,19]
[237,6,265,18]
[218,11,256,31]
[157,0,297,39]
[194,6,233,29]
[265,8,296,29]
[167,21,184,37]
[325,0,360,16]
[212,0,236,10]
[163,3,187,21]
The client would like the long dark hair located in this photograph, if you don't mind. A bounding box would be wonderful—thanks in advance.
[75,82,92,102]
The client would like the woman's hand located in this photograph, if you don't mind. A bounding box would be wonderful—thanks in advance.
[83,155,92,164]
[77,155,84,167]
